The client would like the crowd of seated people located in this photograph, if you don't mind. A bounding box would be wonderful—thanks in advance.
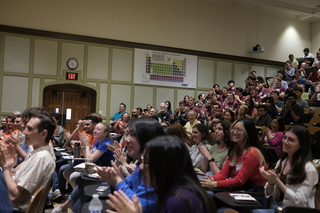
[1,48,320,212]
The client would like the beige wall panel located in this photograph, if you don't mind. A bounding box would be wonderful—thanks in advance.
[156,87,174,110]
[266,67,280,85]
[134,86,154,110]
[87,82,97,88]
[87,45,109,80]
[110,84,131,118]
[111,48,133,82]
[177,89,195,107]
[4,35,30,73]
[61,42,85,76]
[44,79,57,84]
[2,76,28,112]
[34,39,58,75]
[99,83,108,116]
[198,59,214,89]
[216,61,232,87]
[234,63,250,89]
[311,21,320,54]
[32,78,40,107]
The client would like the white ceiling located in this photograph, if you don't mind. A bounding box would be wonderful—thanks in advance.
[197,0,320,23]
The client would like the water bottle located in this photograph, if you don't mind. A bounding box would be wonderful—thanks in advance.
[74,142,80,158]
[88,194,103,213]
[308,87,312,97]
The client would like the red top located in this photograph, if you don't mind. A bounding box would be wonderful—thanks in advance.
[213,147,267,188]
[307,72,320,83]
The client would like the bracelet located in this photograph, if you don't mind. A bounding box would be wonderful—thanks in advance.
[208,158,215,163]
[0,167,9,173]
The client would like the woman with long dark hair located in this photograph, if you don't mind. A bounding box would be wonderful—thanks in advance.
[244,98,257,120]
[183,95,189,107]
[165,101,172,115]
[259,116,284,158]
[199,120,231,175]
[200,118,267,208]
[252,125,318,213]
[94,117,165,213]
[106,136,216,213]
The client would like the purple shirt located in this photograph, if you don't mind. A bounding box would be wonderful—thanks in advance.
[258,88,270,97]
[222,101,239,112]
[161,185,207,213]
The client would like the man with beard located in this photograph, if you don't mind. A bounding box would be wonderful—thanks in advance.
[157,103,172,123]
[173,101,189,126]
[281,93,304,125]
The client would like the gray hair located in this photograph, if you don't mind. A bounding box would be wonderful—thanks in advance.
[187,110,197,117]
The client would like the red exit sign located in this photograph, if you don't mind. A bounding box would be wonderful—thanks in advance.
[66,72,78,80]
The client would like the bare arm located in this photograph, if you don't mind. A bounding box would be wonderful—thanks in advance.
[198,145,221,175]
[80,133,104,162]
[70,120,84,140]
[0,145,31,205]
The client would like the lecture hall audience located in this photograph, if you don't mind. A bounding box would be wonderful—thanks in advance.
[1,51,320,212]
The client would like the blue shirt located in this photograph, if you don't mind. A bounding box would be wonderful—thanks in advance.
[112,111,126,121]
[91,138,114,167]
[17,139,29,165]
[116,164,157,213]
[289,78,307,88]
[272,80,288,89]
[0,172,13,213]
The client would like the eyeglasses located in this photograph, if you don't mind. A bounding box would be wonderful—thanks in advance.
[231,128,243,134]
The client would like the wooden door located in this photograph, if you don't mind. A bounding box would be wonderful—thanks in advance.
[43,84,96,131]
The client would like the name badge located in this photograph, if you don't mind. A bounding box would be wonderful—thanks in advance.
[236,162,243,172]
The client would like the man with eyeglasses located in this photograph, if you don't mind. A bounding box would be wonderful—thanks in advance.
[281,93,304,125]
[208,103,224,129]
[254,105,272,128]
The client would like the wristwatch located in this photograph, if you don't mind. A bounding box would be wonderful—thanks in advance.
[0,167,8,172]
[208,158,215,163]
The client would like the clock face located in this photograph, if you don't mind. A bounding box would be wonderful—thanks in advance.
[67,58,78,70]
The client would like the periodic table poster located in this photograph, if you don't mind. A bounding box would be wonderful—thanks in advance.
[134,48,197,88]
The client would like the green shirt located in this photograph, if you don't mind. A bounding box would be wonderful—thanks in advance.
[208,143,228,169]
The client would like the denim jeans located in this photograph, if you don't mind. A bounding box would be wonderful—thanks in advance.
[52,159,69,192]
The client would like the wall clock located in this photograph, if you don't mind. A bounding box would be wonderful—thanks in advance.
[67,58,78,70]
